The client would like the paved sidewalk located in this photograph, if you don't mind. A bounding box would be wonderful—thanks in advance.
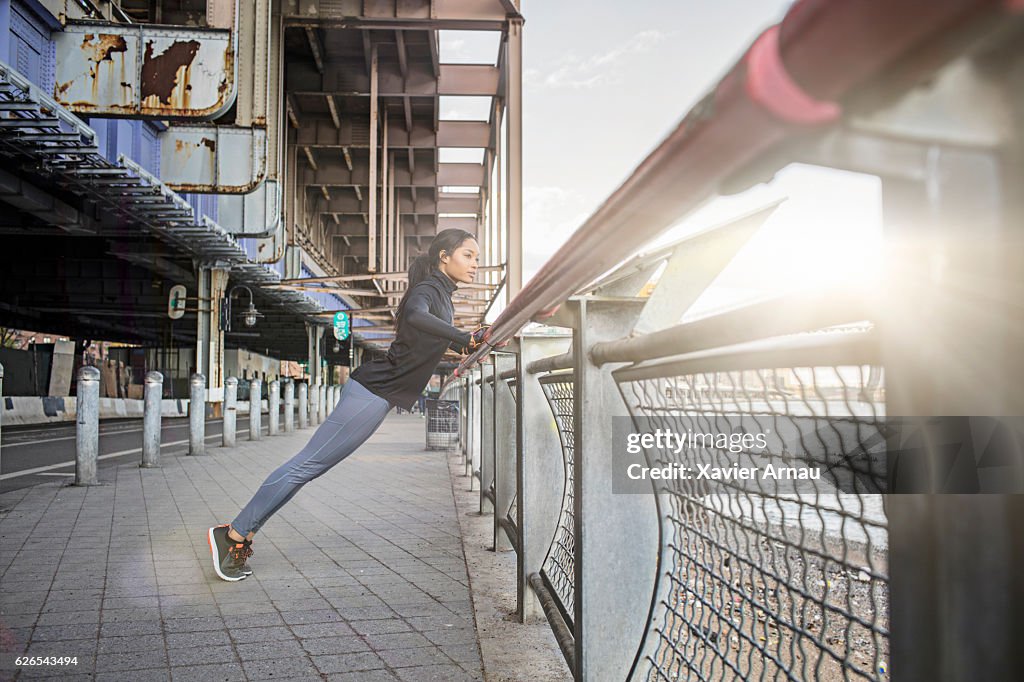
[0,414,483,681]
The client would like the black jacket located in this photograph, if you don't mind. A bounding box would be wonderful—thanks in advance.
[350,269,471,409]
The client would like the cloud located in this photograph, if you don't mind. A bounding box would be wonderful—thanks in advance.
[522,186,592,280]
[530,30,671,90]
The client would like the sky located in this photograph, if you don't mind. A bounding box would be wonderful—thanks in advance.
[441,0,883,321]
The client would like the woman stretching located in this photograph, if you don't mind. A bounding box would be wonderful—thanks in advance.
[208,229,488,581]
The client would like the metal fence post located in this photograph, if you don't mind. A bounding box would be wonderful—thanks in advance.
[75,365,101,485]
[189,373,206,455]
[268,379,280,435]
[480,360,496,515]
[494,352,518,552]
[223,377,237,447]
[141,371,163,468]
[517,331,573,623]
[283,378,295,432]
[249,378,262,441]
[298,381,308,428]
[468,368,482,486]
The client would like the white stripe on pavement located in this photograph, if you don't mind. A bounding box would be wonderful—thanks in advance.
[0,430,251,481]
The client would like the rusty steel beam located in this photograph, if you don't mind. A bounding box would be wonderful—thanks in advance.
[304,27,324,73]
[326,95,340,128]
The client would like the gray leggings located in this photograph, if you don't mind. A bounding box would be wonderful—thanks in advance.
[231,379,392,536]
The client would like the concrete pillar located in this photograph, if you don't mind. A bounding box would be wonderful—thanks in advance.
[75,366,101,485]
[141,371,163,468]
[249,378,262,441]
[268,379,280,435]
[223,377,238,447]
[196,267,229,405]
[298,381,309,429]
[189,373,206,455]
[283,378,295,432]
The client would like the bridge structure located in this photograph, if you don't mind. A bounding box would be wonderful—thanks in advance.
[0,0,521,401]
[2,1,1024,681]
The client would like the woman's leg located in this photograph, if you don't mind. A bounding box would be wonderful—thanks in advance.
[229,380,391,537]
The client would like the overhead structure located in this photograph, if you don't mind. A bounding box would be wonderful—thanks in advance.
[0,0,523,388]
[279,0,523,348]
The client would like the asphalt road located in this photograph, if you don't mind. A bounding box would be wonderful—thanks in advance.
[0,416,272,494]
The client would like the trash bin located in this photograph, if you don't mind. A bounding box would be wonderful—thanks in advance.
[425,399,459,450]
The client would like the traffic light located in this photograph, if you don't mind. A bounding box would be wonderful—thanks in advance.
[328,335,352,366]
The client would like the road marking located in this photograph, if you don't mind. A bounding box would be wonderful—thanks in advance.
[0,430,251,481]
[1,420,223,448]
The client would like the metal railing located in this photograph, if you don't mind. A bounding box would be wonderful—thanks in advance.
[441,1,1024,679]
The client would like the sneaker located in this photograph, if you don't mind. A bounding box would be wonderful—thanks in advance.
[207,525,247,582]
[240,540,254,576]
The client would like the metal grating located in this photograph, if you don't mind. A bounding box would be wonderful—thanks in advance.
[618,364,889,682]
[538,371,577,629]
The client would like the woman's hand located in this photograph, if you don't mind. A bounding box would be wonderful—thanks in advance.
[458,325,508,353]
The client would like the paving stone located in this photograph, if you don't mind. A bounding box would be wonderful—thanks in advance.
[166,644,238,668]
[94,649,169,672]
[242,655,321,680]
[394,664,483,682]
[94,668,170,682]
[97,633,166,654]
[310,651,389,674]
[325,671,400,682]
[365,631,434,651]
[166,630,232,649]
[230,625,298,645]
[236,639,307,660]
[169,663,245,681]
[349,618,415,636]
[299,635,371,656]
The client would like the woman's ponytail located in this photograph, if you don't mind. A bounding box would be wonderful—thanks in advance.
[407,253,433,290]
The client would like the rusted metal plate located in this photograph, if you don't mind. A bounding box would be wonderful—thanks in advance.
[160,125,267,193]
[216,179,281,237]
[54,23,236,119]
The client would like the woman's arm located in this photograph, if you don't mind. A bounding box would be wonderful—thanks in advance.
[404,289,472,346]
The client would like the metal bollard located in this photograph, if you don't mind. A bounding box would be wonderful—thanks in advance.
[75,365,101,485]
[223,377,238,447]
[298,382,308,429]
[332,384,340,411]
[310,383,320,426]
[268,380,280,436]
[318,384,327,423]
[249,378,262,440]
[189,373,206,455]
[141,371,163,468]
[283,379,295,432]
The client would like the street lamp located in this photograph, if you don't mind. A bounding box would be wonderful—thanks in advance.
[222,284,263,332]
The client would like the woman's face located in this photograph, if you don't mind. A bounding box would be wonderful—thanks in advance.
[439,238,480,285]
